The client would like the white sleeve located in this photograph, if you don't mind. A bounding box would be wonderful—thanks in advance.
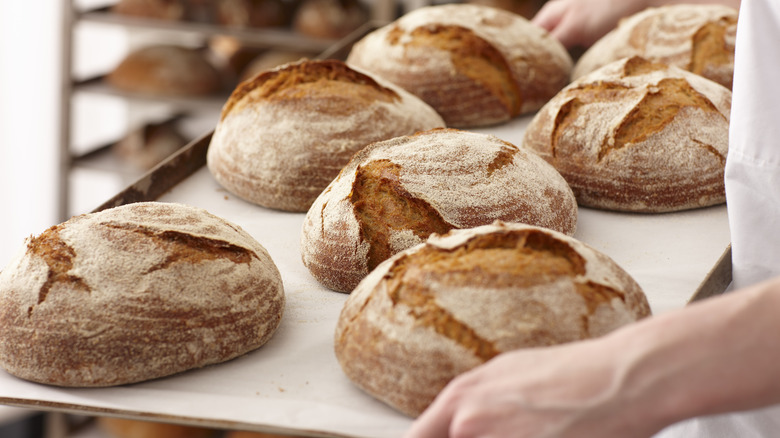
[655,1,780,436]
[725,0,780,289]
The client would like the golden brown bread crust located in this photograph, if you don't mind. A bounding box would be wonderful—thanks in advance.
[106,45,222,96]
[334,222,651,417]
[0,202,284,387]
[301,128,578,293]
[573,4,738,89]
[346,4,572,128]
[207,59,445,212]
[523,56,731,213]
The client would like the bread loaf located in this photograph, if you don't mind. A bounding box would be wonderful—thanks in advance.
[523,56,731,213]
[106,45,222,97]
[0,202,285,387]
[207,59,445,212]
[335,221,651,417]
[573,4,738,89]
[346,3,572,128]
[301,128,578,293]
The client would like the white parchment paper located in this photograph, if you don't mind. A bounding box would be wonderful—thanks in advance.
[0,116,730,437]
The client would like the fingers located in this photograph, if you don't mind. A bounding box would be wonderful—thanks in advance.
[531,0,585,48]
[402,388,456,438]
[531,0,569,31]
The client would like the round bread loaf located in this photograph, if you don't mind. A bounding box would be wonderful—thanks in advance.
[207,59,446,212]
[573,4,738,89]
[106,45,222,97]
[335,221,651,417]
[523,56,731,213]
[346,3,572,128]
[0,202,285,387]
[301,128,578,293]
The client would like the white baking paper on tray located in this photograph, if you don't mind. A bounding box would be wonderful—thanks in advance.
[0,116,730,437]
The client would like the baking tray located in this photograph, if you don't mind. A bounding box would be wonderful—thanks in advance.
[0,117,731,437]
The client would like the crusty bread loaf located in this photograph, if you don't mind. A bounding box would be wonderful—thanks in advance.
[523,56,731,213]
[573,4,738,89]
[335,221,651,417]
[207,59,445,212]
[106,45,222,97]
[0,202,284,387]
[301,128,578,293]
[97,418,217,438]
[346,3,572,128]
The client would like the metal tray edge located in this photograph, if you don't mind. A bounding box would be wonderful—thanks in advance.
[92,131,212,213]
[689,244,732,303]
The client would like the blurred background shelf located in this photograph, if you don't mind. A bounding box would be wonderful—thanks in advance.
[73,77,231,111]
[79,7,342,52]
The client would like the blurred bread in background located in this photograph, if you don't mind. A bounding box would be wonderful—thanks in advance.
[239,50,313,81]
[106,44,223,96]
[111,0,187,20]
[113,118,188,170]
[573,4,737,89]
[215,0,293,28]
[292,0,368,39]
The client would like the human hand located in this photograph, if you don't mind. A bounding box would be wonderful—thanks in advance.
[402,338,664,438]
[532,0,649,48]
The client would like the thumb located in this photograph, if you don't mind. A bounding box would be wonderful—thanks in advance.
[402,393,457,438]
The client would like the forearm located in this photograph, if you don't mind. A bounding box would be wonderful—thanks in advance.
[404,274,780,438]
[607,276,780,428]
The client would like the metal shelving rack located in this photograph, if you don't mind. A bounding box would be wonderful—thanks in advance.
[57,0,396,221]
